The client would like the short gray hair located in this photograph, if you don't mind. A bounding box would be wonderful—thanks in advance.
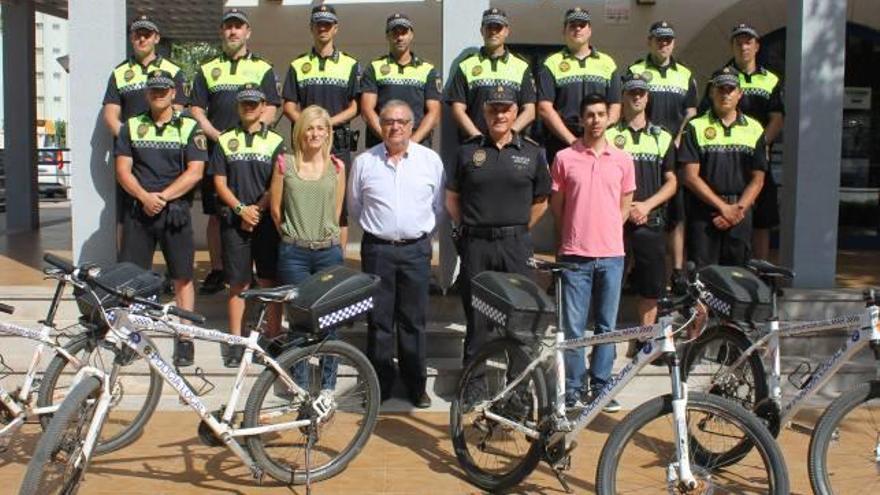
[379,99,414,121]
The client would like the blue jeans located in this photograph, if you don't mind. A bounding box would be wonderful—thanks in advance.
[277,242,343,390]
[560,255,624,402]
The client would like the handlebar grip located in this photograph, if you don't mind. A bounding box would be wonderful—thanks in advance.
[43,253,75,273]
[167,306,206,324]
[0,302,15,315]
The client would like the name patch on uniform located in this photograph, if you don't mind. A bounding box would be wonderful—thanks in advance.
[228,138,240,152]
[137,123,149,138]
[193,132,207,151]
[471,66,483,77]
[614,135,627,148]
[380,64,391,75]
[472,149,487,166]
[124,69,135,82]
[704,127,717,140]
[641,71,653,82]
[511,155,532,167]
[301,62,312,74]
[559,61,570,73]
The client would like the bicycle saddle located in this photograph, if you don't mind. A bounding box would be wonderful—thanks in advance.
[746,259,795,280]
[239,285,298,302]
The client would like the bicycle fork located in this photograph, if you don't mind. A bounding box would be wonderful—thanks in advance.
[665,324,698,490]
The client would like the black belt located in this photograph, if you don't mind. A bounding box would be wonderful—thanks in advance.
[462,225,527,240]
[363,231,426,246]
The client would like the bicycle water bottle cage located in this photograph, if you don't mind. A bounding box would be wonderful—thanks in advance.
[787,361,813,390]
[179,367,216,397]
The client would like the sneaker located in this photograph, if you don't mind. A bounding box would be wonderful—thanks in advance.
[602,399,622,414]
[565,397,587,411]
[198,270,226,295]
[670,269,688,297]
[223,345,243,369]
[173,339,194,367]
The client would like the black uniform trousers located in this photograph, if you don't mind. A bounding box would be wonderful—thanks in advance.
[332,127,354,227]
[459,226,532,364]
[686,204,753,268]
[361,233,431,399]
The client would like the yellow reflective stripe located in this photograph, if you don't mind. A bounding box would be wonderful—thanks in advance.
[459,55,529,86]
[738,71,779,98]
[202,58,272,91]
[605,127,673,160]
[113,59,180,93]
[126,115,197,144]
[372,59,433,85]
[690,114,764,148]
[291,54,357,85]
[543,50,616,83]
[628,60,691,92]
[218,129,283,158]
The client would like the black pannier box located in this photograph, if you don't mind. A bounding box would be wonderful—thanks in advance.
[698,264,772,321]
[75,262,164,324]
[470,271,555,345]
[286,266,380,333]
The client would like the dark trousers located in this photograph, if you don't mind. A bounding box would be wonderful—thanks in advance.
[686,208,753,268]
[459,229,533,364]
[361,235,431,397]
[332,142,352,227]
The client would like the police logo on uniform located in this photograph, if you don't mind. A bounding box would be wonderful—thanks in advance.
[123,69,135,82]
[380,64,391,76]
[211,67,222,80]
[471,65,483,77]
[559,61,570,73]
[613,135,627,149]
[137,123,149,138]
[228,138,240,152]
[704,127,717,140]
[193,132,207,151]
[641,71,653,82]
[302,62,312,74]
[472,149,487,167]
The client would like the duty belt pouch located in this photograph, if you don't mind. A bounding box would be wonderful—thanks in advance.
[165,200,191,230]
[333,128,352,151]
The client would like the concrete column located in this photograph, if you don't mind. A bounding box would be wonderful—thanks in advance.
[780,0,846,288]
[69,0,126,263]
[2,0,38,232]
[437,0,489,290]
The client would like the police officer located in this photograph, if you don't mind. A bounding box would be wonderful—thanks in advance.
[680,68,767,268]
[537,7,620,163]
[361,13,442,148]
[445,86,552,363]
[211,84,284,367]
[627,20,698,294]
[282,4,360,246]
[191,8,281,295]
[114,70,207,366]
[606,73,677,328]
[446,8,536,140]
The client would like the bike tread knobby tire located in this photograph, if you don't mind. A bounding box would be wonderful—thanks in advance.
[595,392,789,495]
[450,338,548,493]
[808,380,880,495]
[243,339,380,484]
[37,333,162,455]
[20,375,103,495]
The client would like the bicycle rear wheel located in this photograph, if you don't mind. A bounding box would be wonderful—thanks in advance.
[808,381,880,495]
[596,392,789,495]
[449,338,547,492]
[19,375,103,495]
[244,339,380,484]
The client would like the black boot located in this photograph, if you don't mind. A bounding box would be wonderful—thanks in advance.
[173,338,195,367]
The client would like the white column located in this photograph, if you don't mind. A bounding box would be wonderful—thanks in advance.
[69,0,126,263]
[437,0,489,290]
[2,0,38,232]
[779,0,846,288]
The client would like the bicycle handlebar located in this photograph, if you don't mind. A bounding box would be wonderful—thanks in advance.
[527,257,580,272]
[0,302,14,315]
[43,253,76,274]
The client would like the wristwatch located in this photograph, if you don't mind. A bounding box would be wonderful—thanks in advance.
[234,203,246,215]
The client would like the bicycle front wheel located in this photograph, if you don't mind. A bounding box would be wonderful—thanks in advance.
[37,332,162,454]
[19,375,103,495]
[449,338,547,493]
[244,339,380,484]
[596,392,789,495]
[808,381,880,495]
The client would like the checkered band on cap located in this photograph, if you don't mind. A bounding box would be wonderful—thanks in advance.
[565,7,591,23]
[146,70,174,89]
[311,5,339,24]
[386,13,413,31]
[481,8,509,26]
[649,21,675,38]
[731,23,759,39]
[317,297,374,329]
[237,84,266,102]
[622,73,650,92]
[711,67,740,87]
[130,16,159,33]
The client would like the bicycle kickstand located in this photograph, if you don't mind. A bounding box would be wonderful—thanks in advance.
[304,420,317,495]
[553,465,573,494]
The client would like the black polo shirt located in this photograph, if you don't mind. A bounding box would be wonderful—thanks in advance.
[698,62,783,126]
[627,55,698,134]
[191,52,281,133]
[209,126,286,206]
[282,48,360,120]
[103,55,188,120]
[361,53,441,136]
[114,113,208,192]
[537,46,620,131]
[606,123,676,202]
[448,133,551,227]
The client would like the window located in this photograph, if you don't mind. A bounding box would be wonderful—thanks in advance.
[53,72,61,79]
[53,96,62,102]
[52,47,61,54]
[52,23,60,30]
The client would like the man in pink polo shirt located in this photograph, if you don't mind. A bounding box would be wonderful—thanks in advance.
[550,93,635,412]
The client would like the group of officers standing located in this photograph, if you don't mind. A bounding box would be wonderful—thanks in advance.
[100,5,782,410]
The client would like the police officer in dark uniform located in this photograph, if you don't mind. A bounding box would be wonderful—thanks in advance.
[191,8,281,295]
[114,70,207,366]
[360,13,442,148]
[680,68,767,268]
[282,4,360,245]
[446,8,536,140]
[605,73,677,328]
[445,86,552,363]
[537,7,621,163]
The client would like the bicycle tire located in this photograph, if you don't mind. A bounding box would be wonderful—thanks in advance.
[596,392,789,495]
[808,380,880,495]
[450,338,547,492]
[243,339,380,484]
[19,375,103,495]
[37,333,162,455]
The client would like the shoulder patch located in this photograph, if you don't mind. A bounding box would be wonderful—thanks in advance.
[193,131,208,151]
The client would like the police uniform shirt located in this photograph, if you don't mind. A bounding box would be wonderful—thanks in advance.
[449,134,552,227]
[537,47,620,131]
[114,113,208,192]
[627,55,698,134]
[678,110,767,198]
[282,48,360,118]
[103,56,188,120]
[445,48,537,134]
[699,63,783,126]
[191,52,281,133]
[361,53,442,132]
[605,123,675,202]
[208,126,285,206]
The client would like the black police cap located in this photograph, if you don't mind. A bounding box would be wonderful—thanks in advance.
[481,8,509,27]
[731,23,759,39]
[622,72,650,92]
[564,7,591,24]
[484,85,516,105]
[130,15,160,34]
[222,9,249,25]
[649,21,675,38]
[386,13,413,32]
[146,70,175,90]
[311,4,339,24]
[711,67,741,88]
[237,83,266,103]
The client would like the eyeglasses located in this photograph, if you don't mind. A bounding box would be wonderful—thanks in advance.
[380,118,412,127]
